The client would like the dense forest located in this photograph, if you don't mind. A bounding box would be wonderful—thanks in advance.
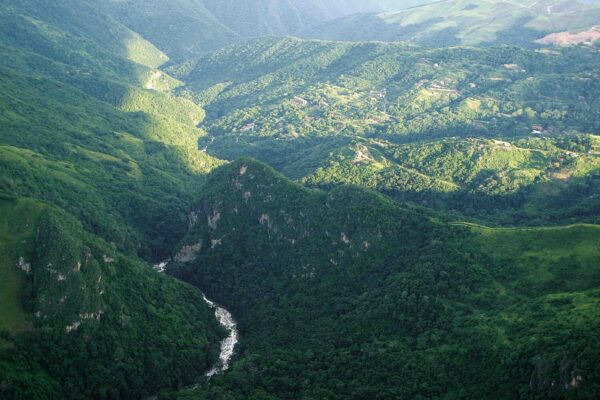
[0,0,598,399]
[167,160,600,399]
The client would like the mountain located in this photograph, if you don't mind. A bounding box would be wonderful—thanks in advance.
[0,0,225,257]
[201,0,435,39]
[99,0,240,62]
[0,1,226,397]
[169,159,600,399]
[179,36,600,225]
[0,1,599,399]
[0,197,222,399]
[302,0,600,48]
[100,0,437,61]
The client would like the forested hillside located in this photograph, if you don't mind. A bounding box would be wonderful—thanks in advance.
[1,0,224,257]
[178,37,600,225]
[168,159,600,399]
[0,1,598,399]
[100,0,435,61]
[0,197,223,399]
[201,0,434,39]
[303,0,600,48]
[0,1,225,397]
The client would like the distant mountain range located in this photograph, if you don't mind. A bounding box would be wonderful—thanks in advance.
[302,0,600,48]
[100,0,436,60]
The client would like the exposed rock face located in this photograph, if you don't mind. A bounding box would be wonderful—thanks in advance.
[65,321,81,333]
[17,257,31,274]
[208,210,221,230]
[530,358,585,398]
[259,213,274,230]
[174,241,203,263]
[341,232,350,244]
[189,211,200,229]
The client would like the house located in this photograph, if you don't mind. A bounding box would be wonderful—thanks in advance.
[565,151,579,158]
[531,124,545,134]
[504,64,526,73]
[369,90,386,100]
[291,96,309,107]
[240,122,256,132]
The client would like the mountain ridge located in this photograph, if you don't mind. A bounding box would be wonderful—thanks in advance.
[0,1,598,399]
[168,157,600,399]
[302,0,600,48]
[99,0,438,61]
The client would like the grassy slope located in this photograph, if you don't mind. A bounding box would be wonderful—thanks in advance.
[99,0,240,61]
[464,223,600,294]
[0,0,224,258]
[469,223,600,397]
[2,0,169,70]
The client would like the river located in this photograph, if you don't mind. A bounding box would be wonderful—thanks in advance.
[154,261,239,377]
[202,294,239,377]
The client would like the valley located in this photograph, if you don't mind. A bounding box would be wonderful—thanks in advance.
[0,0,598,399]
[180,37,600,226]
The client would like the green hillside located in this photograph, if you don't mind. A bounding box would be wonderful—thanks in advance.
[99,0,436,61]
[169,159,600,399]
[0,1,227,398]
[303,0,600,48]
[179,37,600,225]
[462,222,600,294]
[0,1,598,399]
[201,0,435,39]
[0,197,223,399]
[300,136,600,224]
[0,197,41,335]
[0,0,224,258]
[1,0,169,70]
[99,0,240,62]
[184,38,600,136]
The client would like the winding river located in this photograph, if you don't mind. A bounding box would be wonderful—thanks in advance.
[202,294,239,377]
[154,261,239,377]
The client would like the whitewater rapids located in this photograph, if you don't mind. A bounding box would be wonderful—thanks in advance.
[154,261,238,377]
[203,294,239,377]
